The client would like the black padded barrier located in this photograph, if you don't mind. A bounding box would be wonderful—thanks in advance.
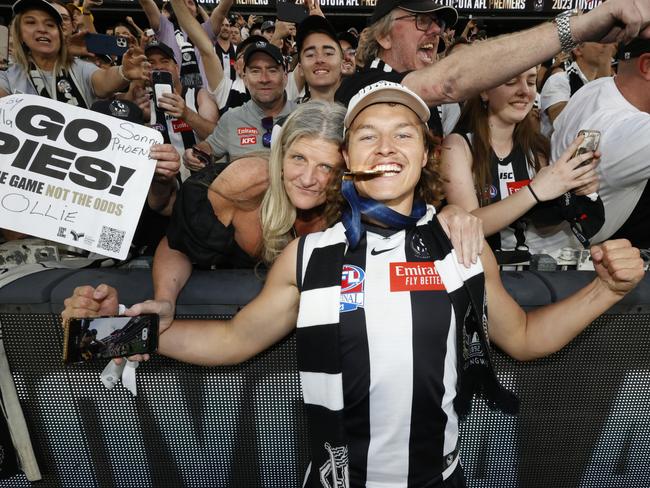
[0,269,649,487]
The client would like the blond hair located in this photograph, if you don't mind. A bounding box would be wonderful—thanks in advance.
[259,101,346,265]
[11,10,70,73]
[355,14,394,69]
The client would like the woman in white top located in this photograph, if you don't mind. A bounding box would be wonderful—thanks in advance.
[0,0,148,107]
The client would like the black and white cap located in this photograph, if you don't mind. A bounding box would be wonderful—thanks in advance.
[344,81,430,132]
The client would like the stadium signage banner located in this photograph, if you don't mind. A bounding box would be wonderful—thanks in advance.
[101,0,604,13]
[0,94,161,259]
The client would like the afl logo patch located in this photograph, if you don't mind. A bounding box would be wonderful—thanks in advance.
[489,185,498,199]
[340,264,365,312]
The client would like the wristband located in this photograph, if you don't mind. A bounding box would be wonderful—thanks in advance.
[117,64,131,83]
[528,184,541,204]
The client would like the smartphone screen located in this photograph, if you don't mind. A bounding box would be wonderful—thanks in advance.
[151,70,174,110]
[63,314,159,364]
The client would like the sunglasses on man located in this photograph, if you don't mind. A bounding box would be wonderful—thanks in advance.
[262,116,274,148]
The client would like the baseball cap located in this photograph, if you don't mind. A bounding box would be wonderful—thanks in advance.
[296,15,339,54]
[337,31,359,50]
[243,40,285,69]
[344,81,430,131]
[261,20,275,32]
[370,0,458,28]
[144,41,177,63]
[91,99,144,125]
[236,34,267,60]
[616,38,650,61]
[12,0,63,25]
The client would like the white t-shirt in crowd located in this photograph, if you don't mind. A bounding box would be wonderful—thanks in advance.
[551,77,650,244]
[539,62,589,137]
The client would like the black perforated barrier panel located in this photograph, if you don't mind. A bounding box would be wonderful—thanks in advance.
[0,269,648,487]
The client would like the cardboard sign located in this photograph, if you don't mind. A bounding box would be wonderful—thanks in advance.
[0,94,163,259]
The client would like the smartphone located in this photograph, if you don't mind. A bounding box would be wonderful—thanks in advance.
[276,1,308,24]
[0,25,8,71]
[151,70,174,110]
[192,145,212,166]
[85,33,129,57]
[572,129,600,167]
[63,314,159,364]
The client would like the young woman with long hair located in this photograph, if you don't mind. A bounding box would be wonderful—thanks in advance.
[441,67,599,255]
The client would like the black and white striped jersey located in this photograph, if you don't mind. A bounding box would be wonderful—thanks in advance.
[338,223,460,486]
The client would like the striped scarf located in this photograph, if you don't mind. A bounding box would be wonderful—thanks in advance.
[296,208,519,487]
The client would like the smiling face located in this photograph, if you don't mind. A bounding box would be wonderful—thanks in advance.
[339,39,356,76]
[245,52,287,109]
[299,32,342,90]
[378,9,442,71]
[343,103,427,215]
[283,136,344,210]
[483,67,537,125]
[19,9,61,59]
[220,19,232,41]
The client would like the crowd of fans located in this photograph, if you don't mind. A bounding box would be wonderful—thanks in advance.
[0,0,648,270]
[3,0,650,484]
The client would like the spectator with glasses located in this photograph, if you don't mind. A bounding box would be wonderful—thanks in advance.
[184,40,297,170]
[336,0,456,137]
[337,0,650,140]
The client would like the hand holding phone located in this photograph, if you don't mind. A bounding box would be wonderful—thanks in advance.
[152,70,174,111]
[571,130,600,168]
[63,314,159,364]
[192,145,212,166]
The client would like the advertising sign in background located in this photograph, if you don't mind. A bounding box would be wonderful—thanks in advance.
[0,95,162,260]
[87,0,604,13]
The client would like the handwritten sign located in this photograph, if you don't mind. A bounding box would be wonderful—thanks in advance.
[0,94,163,259]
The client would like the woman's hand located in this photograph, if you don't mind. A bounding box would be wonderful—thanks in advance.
[438,204,484,267]
[121,47,150,82]
[530,135,600,201]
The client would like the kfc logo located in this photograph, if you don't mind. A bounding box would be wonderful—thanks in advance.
[240,136,257,145]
